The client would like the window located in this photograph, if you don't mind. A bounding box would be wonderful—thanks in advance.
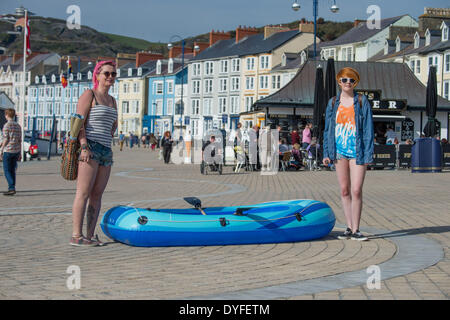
[192,80,201,94]
[245,76,255,90]
[445,54,450,73]
[156,61,162,74]
[428,55,439,73]
[56,86,62,98]
[219,78,228,92]
[123,82,129,93]
[191,99,200,115]
[425,30,431,46]
[272,75,281,90]
[323,48,336,60]
[245,96,254,112]
[341,47,353,61]
[167,80,174,94]
[260,56,269,69]
[230,96,239,114]
[55,102,61,115]
[231,58,240,72]
[442,25,448,42]
[246,57,255,70]
[259,75,269,89]
[203,98,212,116]
[218,97,227,113]
[192,63,201,76]
[191,119,199,136]
[416,60,421,74]
[154,81,163,94]
[231,77,240,91]
[137,68,142,76]
[443,81,449,100]
[204,61,214,75]
[410,60,415,72]
[155,100,163,115]
[131,100,140,114]
[133,82,140,93]
[414,33,420,48]
[167,99,173,115]
[300,51,307,64]
[220,60,228,73]
[122,101,129,114]
[128,68,132,77]
[204,79,213,94]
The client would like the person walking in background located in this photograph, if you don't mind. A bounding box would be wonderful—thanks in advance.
[119,131,125,151]
[70,60,118,247]
[161,131,173,164]
[322,67,373,241]
[302,122,312,149]
[0,108,22,196]
[149,133,157,151]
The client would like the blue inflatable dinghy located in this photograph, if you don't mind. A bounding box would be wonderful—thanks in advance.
[101,198,335,247]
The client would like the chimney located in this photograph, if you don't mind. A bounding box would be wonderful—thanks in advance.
[264,25,290,39]
[354,19,366,27]
[193,42,209,56]
[209,30,232,47]
[235,26,259,43]
[299,21,314,33]
[169,46,194,59]
[136,52,164,67]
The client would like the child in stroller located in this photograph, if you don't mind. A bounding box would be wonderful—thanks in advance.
[200,135,223,175]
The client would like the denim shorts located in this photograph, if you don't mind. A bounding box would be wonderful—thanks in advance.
[336,153,356,161]
[86,139,113,166]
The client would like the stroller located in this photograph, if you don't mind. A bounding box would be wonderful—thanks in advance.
[200,130,224,175]
[301,143,321,171]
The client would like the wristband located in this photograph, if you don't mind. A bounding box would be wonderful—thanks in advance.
[81,144,89,151]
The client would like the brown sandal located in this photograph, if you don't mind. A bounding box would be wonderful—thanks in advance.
[70,235,98,247]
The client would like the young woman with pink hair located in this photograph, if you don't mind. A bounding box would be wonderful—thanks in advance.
[70,61,118,246]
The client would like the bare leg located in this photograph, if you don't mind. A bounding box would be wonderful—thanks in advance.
[349,160,367,233]
[335,158,352,230]
[86,164,112,239]
[72,160,99,237]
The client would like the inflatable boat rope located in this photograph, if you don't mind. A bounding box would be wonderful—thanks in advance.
[135,202,320,226]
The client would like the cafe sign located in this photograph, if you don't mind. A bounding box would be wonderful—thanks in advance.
[356,90,407,111]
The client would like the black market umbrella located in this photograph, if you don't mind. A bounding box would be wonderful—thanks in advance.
[423,66,438,137]
[324,58,337,105]
[312,65,325,142]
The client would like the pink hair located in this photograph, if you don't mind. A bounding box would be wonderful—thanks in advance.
[92,60,116,89]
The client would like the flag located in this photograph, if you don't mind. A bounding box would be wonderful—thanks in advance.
[61,75,68,88]
[25,13,31,56]
[67,56,72,74]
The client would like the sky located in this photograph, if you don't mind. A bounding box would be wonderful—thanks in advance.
[1,0,449,43]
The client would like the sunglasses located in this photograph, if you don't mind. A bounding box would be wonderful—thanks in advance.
[101,71,117,78]
[340,78,355,84]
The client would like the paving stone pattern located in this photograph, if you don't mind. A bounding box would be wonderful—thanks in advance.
[0,146,448,300]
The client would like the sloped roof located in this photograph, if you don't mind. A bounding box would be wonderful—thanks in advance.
[321,15,407,47]
[255,60,450,110]
[191,30,300,61]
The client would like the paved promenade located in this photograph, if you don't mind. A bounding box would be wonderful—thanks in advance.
[0,145,449,300]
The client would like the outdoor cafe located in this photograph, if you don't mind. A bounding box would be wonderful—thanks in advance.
[249,59,450,170]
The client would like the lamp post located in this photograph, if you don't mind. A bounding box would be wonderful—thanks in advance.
[168,36,186,137]
[292,0,339,58]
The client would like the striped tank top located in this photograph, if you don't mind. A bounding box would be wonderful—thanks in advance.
[85,93,118,148]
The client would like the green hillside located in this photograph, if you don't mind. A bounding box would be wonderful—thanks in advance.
[1,16,353,58]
